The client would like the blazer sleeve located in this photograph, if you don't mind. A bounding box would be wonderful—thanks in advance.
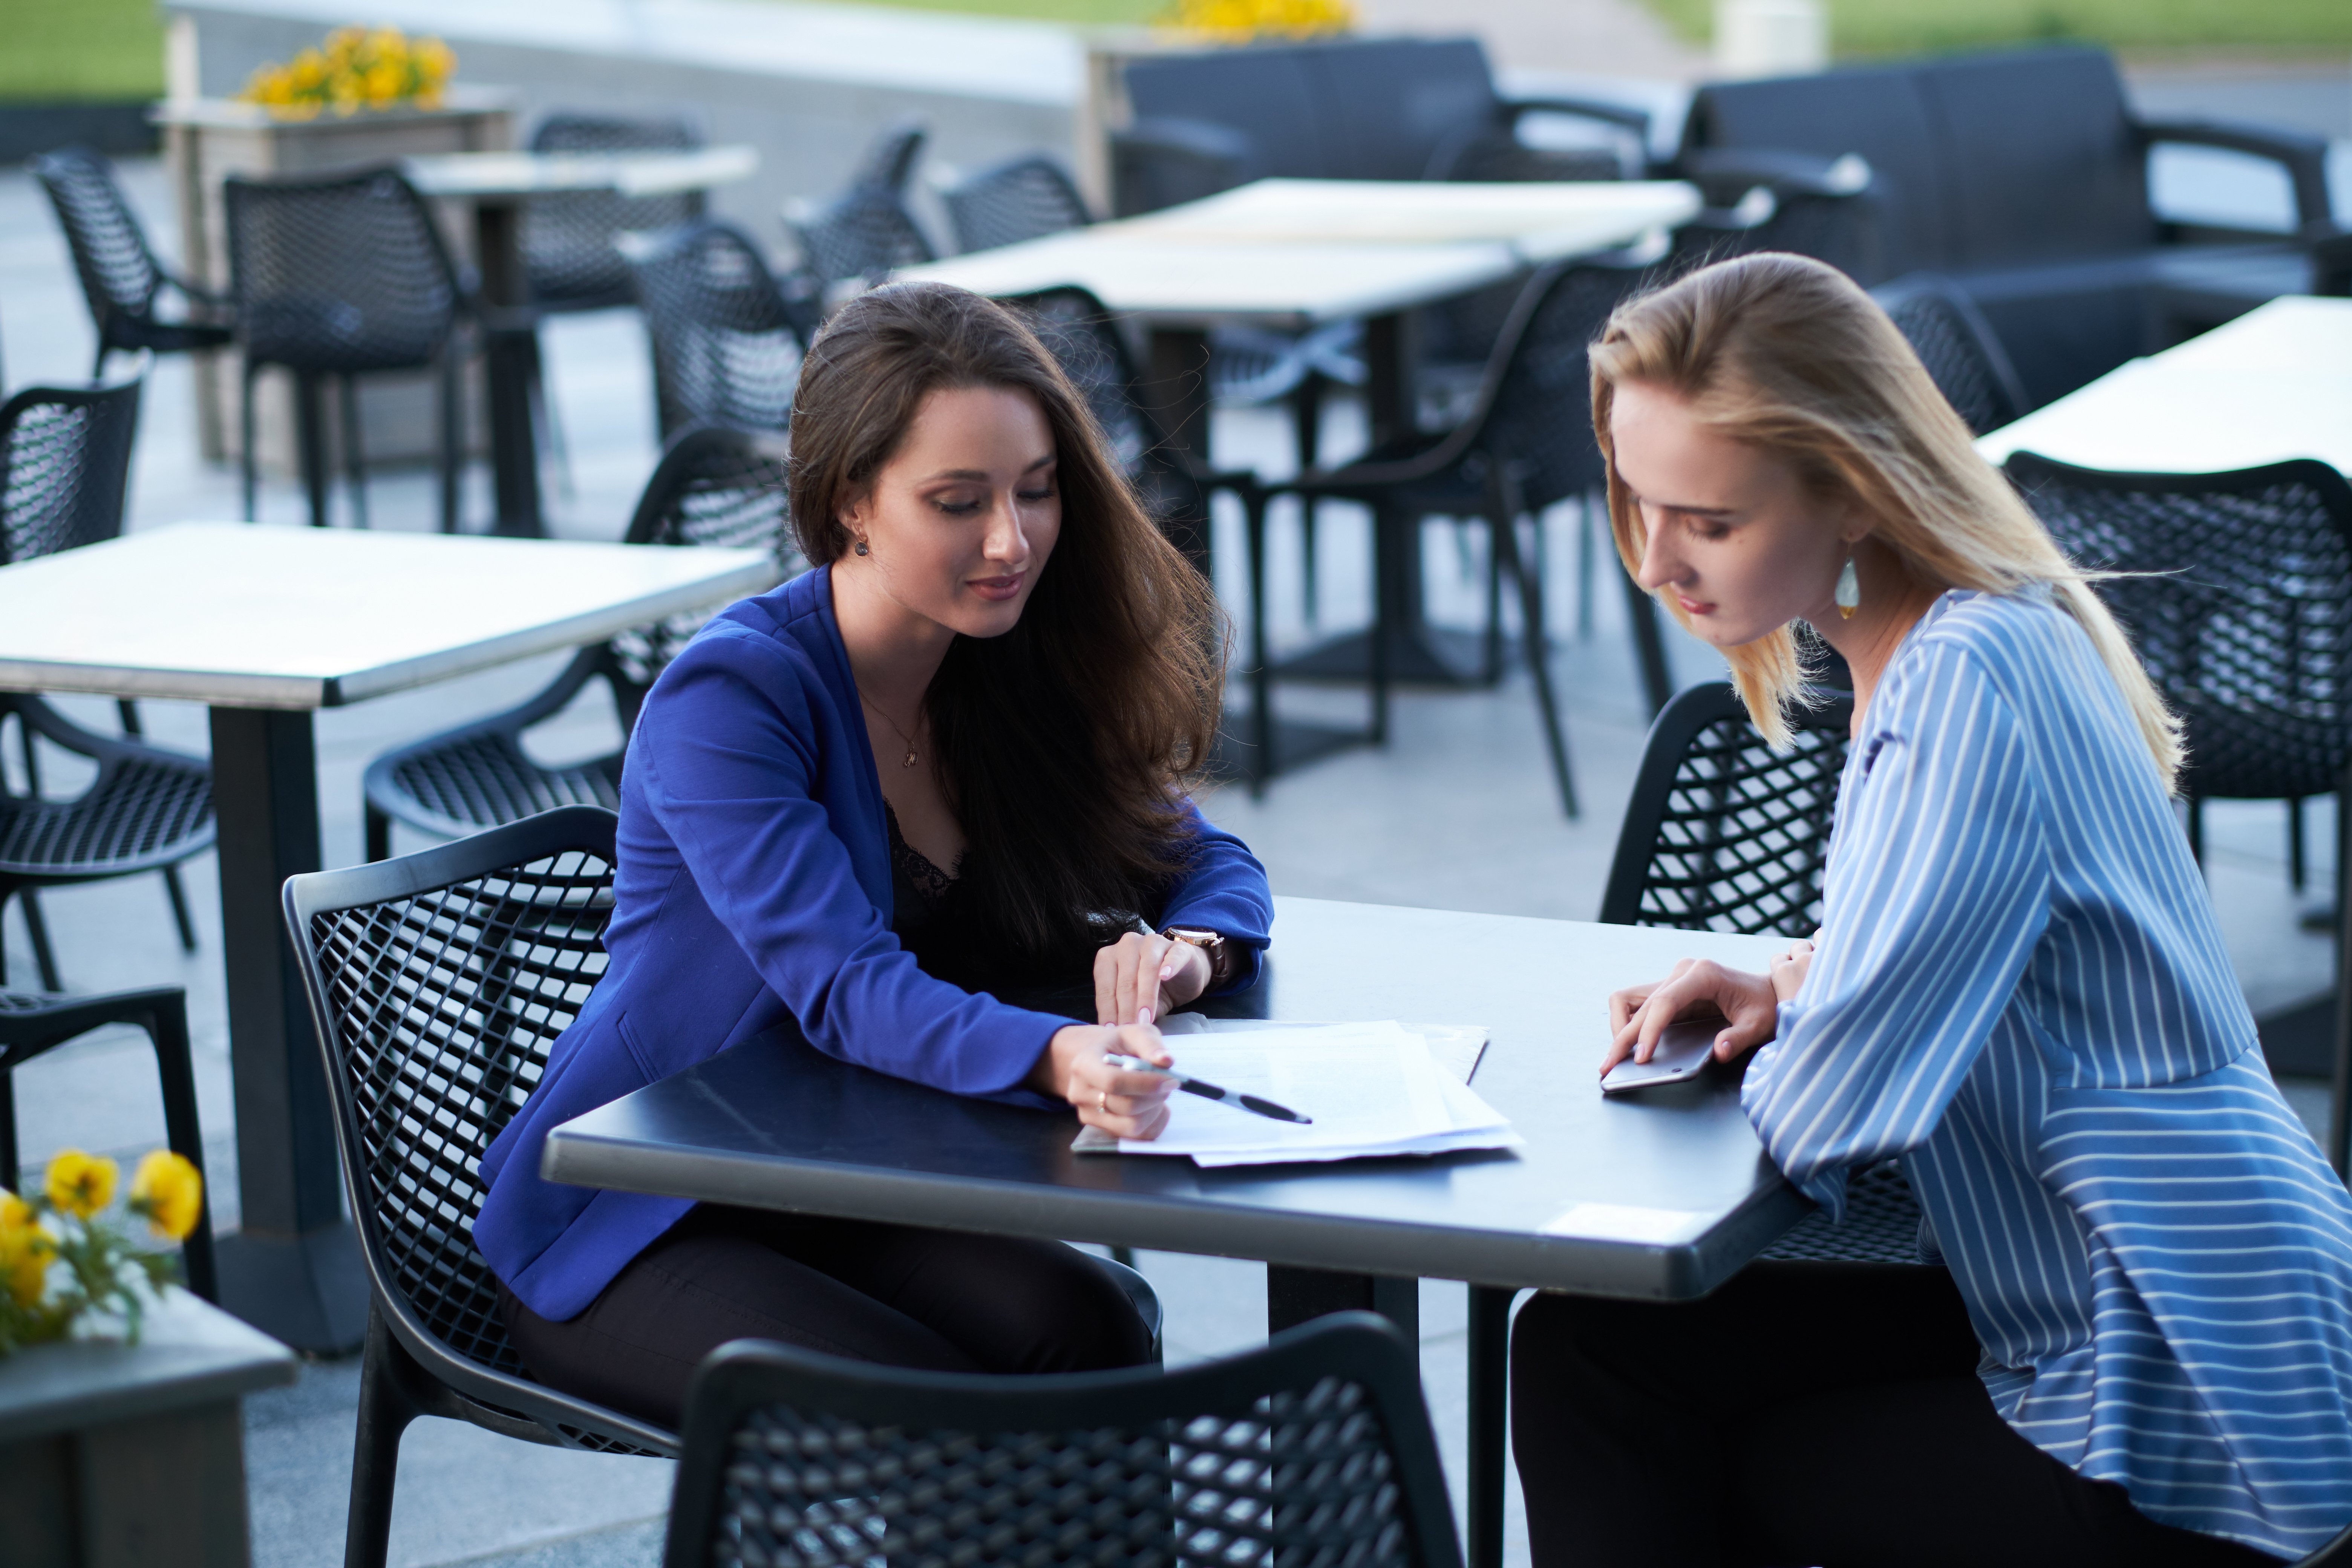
[1740,638,2053,1219]
[1159,801,1275,994]
[632,628,1066,1098]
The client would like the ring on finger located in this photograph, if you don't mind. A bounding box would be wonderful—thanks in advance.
[1098,1089,1107,1112]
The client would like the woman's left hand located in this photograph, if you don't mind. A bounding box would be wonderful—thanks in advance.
[1094,931,1211,1027]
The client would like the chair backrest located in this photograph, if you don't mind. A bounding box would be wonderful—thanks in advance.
[1599,681,1853,934]
[1873,272,2030,436]
[786,184,935,285]
[663,1312,1464,1568]
[942,154,1093,254]
[0,372,144,566]
[1427,130,1622,185]
[283,807,619,1382]
[620,219,814,440]
[1462,254,1655,516]
[224,166,461,374]
[523,111,704,309]
[1123,36,1498,188]
[854,117,929,195]
[998,287,1154,480]
[31,146,168,342]
[2007,452,2352,802]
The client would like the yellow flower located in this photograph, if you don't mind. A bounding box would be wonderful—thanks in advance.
[129,1152,205,1243]
[44,1149,118,1219]
[414,38,455,81]
[0,1193,54,1307]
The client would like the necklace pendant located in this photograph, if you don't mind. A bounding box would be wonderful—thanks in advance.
[902,747,918,769]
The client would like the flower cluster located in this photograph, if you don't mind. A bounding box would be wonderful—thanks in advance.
[1159,0,1356,40]
[236,26,457,121]
[0,1149,204,1357]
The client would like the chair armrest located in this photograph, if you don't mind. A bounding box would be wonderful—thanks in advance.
[1678,146,1873,203]
[1110,117,1257,217]
[2139,115,2334,228]
[1112,116,1255,173]
[1497,94,1653,138]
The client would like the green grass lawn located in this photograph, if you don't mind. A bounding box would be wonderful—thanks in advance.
[0,0,164,102]
[1643,0,2352,57]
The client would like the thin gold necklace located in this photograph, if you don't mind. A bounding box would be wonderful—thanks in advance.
[858,689,921,770]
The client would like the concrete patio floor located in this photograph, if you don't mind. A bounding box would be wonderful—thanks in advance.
[0,122,2343,1566]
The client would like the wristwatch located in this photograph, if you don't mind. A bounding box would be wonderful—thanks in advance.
[1161,926,1231,988]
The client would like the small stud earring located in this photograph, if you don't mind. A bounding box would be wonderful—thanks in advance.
[1835,550,1860,620]
[853,539,870,557]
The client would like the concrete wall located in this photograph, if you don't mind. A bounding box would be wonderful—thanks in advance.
[167,0,1088,262]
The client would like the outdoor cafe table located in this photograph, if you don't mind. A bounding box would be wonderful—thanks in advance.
[543,893,1802,1568]
[403,146,760,539]
[901,179,1701,690]
[0,522,781,1354]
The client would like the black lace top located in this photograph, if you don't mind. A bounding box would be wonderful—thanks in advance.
[885,804,1105,1015]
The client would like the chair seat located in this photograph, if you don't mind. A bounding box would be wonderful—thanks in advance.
[369,732,622,842]
[0,750,214,880]
[1758,1159,1932,1265]
[118,318,234,356]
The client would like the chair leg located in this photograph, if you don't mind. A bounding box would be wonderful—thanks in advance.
[1369,505,1394,749]
[17,891,60,994]
[1481,519,1505,685]
[1494,508,1576,819]
[436,348,461,534]
[1576,492,1598,642]
[340,374,370,531]
[527,331,575,503]
[160,867,199,955]
[1246,490,1274,797]
[0,1067,18,1196]
[1293,373,1323,626]
[2187,795,2206,869]
[240,362,260,524]
[345,1311,423,1568]
[365,801,392,865]
[1618,566,1673,718]
[140,992,216,1303]
[296,372,331,528]
[2291,797,2308,894]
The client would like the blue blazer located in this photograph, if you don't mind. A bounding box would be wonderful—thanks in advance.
[476,567,1274,1321]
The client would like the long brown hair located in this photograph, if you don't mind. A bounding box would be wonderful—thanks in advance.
[789,281,1227,957]
[1590,253,2181,786]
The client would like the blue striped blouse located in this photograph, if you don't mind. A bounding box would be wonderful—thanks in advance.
[1743,588,2352,1559]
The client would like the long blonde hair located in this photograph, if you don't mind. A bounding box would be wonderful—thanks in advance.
[1590,253,2182,788]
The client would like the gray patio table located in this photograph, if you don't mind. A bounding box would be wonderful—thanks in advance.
[403,145,761,539]
[900,179,1702,703]
[543,893,1802,1568]
[0,522,782,1354]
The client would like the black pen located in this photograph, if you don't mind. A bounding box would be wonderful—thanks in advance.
[1107,1054,1313,1124]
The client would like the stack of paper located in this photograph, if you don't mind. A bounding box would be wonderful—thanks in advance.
[1077,1020,1521,1167]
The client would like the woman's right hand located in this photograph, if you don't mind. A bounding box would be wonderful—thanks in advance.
[1600,957,1784,1074]
[1031,1023,1179,1140]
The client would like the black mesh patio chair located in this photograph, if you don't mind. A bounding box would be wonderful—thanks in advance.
[1669,150,1885,286]
[854,117,928,196]
[784,182,936,288]
[362,426,797,860]
[522,112,705,313]
[1874,273,2030,437]
[620,220,818,441]
[32,145,234,377]
[0,986,214,1302]
[662,1310,1461,1568]
[0,372,211,989]
[1244,254,1667,810]
[225,165,498,533]
[1597,678,1933,1267]
[940,153,1092,255]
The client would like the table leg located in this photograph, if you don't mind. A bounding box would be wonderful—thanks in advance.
[1265,1265,1417,1338]
[207,708,368,1354]
[471,200,546,540]
[1467,1285,1514,1568]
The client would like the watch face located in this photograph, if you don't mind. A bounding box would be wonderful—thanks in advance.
[1168,928,1222,946]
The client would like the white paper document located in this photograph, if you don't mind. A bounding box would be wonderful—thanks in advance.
[1076,1020,1521,1167]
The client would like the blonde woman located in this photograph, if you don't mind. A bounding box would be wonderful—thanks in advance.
[1510,254,2352,1566]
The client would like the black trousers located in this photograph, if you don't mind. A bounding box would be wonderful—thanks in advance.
[498,1204,1154,1432]
[1510,1261,2284,1568]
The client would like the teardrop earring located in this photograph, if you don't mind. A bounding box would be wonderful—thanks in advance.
[1835,551,1860,620]
[853,538,870,557]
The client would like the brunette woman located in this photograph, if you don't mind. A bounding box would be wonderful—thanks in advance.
[1511,255,2352,1566]
[474,282,1272,1429]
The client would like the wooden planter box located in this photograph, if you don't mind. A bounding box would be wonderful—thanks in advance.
[155,89,515,479]
[0,1290,297,1568]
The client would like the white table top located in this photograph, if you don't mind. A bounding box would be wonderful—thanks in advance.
[404,144,759,200]
[1978,296,2352,477]
[0,524,782,710]
[900,178,1700,328]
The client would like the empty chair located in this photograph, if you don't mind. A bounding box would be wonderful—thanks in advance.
[1598,679,1931,1267]
[784,182,935,288]
[853,116,928,195]
[283,809,678,1568]
[32,145,233,377]
[940,153,1091,254]
[361,427,796,859]
[0,987,215,1301]
[224,166,470,531]
[0,372,212,990]
[619,219,817,440]
[521,111,704,312]
[1874,273,2031,436]
[1670,150,1884,286]
[662,1311,1462,1568]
